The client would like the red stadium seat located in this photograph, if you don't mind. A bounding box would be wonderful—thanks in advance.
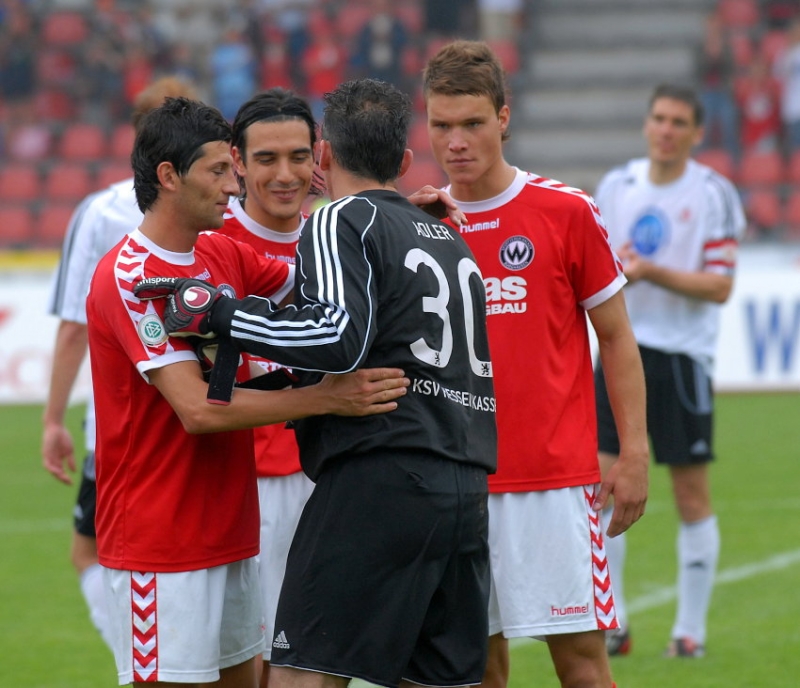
[397,155,447,196]
[0,205,35,248]
[695,148,736,180]
[37,202,79,248]
[36,49,78,85]
[408,118,431,157]
[96,161,133,189]
[58,123,108,162]
[729,31,754,68]
[717,0,760,29]
[736,149,786,187]
[488,39,521,74]
[34,88,76,122]
[785,150,800,185]
[43,162,95,202]
[109,123,136,161]
[0,165,42,203]
[782,190,800,238]
[41,11,89,46]
[335,3,373,39]
[395,3,423,33]
[745,188,782,233]
[761,29,789,66]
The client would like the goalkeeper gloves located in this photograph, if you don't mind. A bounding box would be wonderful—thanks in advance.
[133,277,223,338]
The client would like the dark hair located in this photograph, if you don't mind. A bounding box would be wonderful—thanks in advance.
[321,79,411,185]
[423,40,510,142]
[231,88,322,196]
[648,83,705,126]
[132,97,232,212]
[231,88,317,157]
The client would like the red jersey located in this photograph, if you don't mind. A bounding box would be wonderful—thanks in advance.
[87,228,292,572]
[453,169,625,492]
[220,198,303,477]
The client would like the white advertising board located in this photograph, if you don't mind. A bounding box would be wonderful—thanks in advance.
[0,244,798,405]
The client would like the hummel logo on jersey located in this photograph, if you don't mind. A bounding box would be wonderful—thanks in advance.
[273,630,290,649]
[690,439,710,455]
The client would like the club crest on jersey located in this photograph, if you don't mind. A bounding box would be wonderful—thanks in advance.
[217,283,236,299]
[630,207,669,256]
[137,313,168,346]
[500,235,534,270]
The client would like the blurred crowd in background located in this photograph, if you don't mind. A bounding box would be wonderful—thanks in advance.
[4,0,800,248]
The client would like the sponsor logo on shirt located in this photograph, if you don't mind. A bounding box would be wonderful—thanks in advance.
[499,235,534,270]
[460,218,501,233]
[137,313,168,347]
[411,378,496,412]
[630,207,670,256]
[551,603,589,617]
[483,276,527,316]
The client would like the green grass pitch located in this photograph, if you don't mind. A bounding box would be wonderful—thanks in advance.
[1,394,798,687]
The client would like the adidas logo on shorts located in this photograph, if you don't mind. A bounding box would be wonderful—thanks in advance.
[273,630,290,649]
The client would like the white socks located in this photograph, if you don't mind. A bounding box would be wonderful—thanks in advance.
[672,515,720,645]
[79,563,113,650]
[602,507,628,629]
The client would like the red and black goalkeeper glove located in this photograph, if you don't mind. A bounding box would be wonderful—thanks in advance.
[134,277,223,338]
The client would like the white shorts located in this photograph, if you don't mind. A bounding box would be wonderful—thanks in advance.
[257,471,314,660]
[103,558,266,685]
[487,485,619,638]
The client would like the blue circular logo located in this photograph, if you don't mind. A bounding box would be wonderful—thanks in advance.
[630,208,669,256]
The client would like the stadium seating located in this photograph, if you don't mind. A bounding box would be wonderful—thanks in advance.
[41,11,89,46]
[736,149,786,187]
[95,161,133,189]
[58,123,108,162]
[782,192,800,239]
[397,155,448,196]
[0,206,35,249]
[717,0,760,29]
[43,162,95,202]
[37,202,78,248]
[109,123,136,161]
[744,188,782,233]
[0,165,42,203]
[408,118,432,156]
[695,148,736,180]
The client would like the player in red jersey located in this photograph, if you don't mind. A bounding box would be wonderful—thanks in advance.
[86,97,409,687]
[423,40,649,688]
[221,88,318,688]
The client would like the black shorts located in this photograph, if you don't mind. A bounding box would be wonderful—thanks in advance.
[595,345,714,466]
[73,452,97,538]
[271,452,490,688]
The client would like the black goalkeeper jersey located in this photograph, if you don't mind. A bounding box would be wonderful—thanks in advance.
[213,189,497,481]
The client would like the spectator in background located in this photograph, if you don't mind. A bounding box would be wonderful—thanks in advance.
[301,21,347,122]
[763,0,800,29]
[350,0,410,90]
[735,53,783,153]
[695,12,740,159]
[76,36,125,126]
[477,0,524,42]
[774,17,800,152]
[0,2,37,124]
[211,23,258,121]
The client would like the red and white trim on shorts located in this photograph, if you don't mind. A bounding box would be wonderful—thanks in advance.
[131,572,158,682]
[584,487,618,631]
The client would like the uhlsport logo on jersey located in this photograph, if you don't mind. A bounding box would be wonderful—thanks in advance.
[630,206,670,256]
[499,235,534,270]
[137,313,168,346]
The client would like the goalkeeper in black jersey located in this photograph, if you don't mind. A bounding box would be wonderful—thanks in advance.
[149,78,498,688]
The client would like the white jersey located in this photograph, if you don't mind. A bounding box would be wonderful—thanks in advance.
[47,178,142,451]
[594,158,745,369]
